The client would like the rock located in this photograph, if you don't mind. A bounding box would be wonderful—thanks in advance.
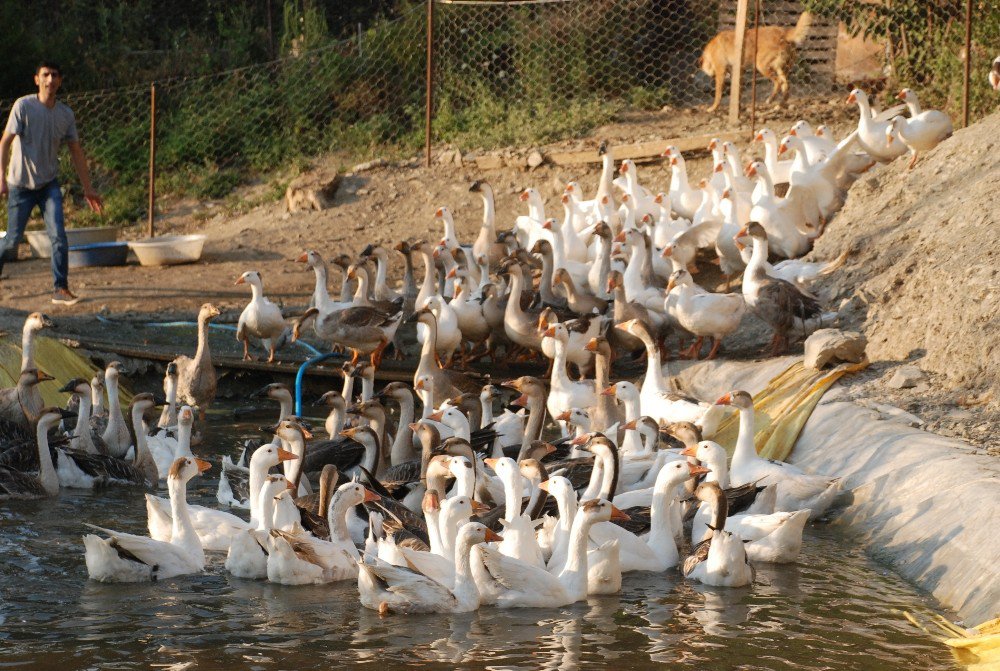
[804,329,867,370]
[527,150,545,169]
[285,170,341,213]
[351,158,388,172]
[888,365,927,389]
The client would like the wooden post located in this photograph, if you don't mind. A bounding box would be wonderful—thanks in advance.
[147,82,156,239]
[425,0,435,168]
[749,0,761,139]
[728,0,750,125]
[962,0,972,128]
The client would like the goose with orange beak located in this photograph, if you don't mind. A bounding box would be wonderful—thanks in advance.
[235,270,288,363]
[359,522,502,614]
[84,456,213,583]
[717,390,840,519]
[471,497,626,608]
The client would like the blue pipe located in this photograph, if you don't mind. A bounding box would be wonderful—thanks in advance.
[294,352,343,415]
[95,315,323,357]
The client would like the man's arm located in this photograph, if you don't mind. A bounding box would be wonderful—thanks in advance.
[0,132,14,198]
[67,140,103,214]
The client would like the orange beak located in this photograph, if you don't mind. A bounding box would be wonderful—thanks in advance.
[613,231,626,243]
[235,276,246,285]
[542,326,556,338]
[347,268,357,279]
[622,419,637,430]
[408,422,422,431]
[277,448,298,462]
[689,464,711,477]
[778,144,788,156]
[789,128,797,137]
[555,411,572,421]
[746,165,758,178]
[715,392,733,406]
[195,457,212,473]
[296,252,309,263]
[585,338,599,352]
[666,278,676,292]
[754,133,763,142]
[661,246,673,258]
[680,445,698,457]
[570,433,591,446]
[435,207,444,217]
[538,480,552,493]
[542,219,553,230]
[340,428,357,438]
[543,443,557,455]
[600,385,616,397]
[512,393,529,407]
[846,92,857,104]
[519,191,529,202]
[415,379,426,391]
[427,410,444,422]
[483,458,499,469]
[896,91,906,101]
[363,488,381,503]
[484,528,504,542]
[301,427,313,440]
[446,267,457,279]
[610,505,630,521]
[561,194,569,204]
[620,162,628,173]
[670,157,678,166]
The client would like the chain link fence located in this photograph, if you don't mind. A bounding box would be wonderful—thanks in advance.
[0,0,995,229]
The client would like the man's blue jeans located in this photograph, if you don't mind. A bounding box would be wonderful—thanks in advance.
[2,180,69,289]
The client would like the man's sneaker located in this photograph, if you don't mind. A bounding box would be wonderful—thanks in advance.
[52,288,81,306]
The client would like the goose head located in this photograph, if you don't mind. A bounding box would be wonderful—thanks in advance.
[198,303,221,322]
[666,269,694,293]
[788,120,813,137]
[332,480,380,509]
[556,407,590,431]
[584,335,610,358]
[662,421,702,448]
[895,88,917,104]
[846,88,868,107]
[457,522,503,547]
[754,128,776,145]
[541,322,570,343]
[681,440,728,474]
[59,377,91,396]
[235,270,264,289]
[296,249,325,268]
[578,498,629,524]
[426,406,469,434]
[991,56,1000,90]
[276,419,313,443]
[249,444,298,472]
[714,390,753,411]
[657,458,709,490]
[178,405,195,428]
[167,455,212,483]
[315,390,347,410]
[251,382,292,403]
[25,312,55,332]
[37,406,72,433]
[538,476,574,500]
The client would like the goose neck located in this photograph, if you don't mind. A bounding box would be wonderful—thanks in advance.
[21,324,39,373]
[327,492,353,542]
[73,394,93,451]
[35,419,59,496]
[175,421,193,459]
[732,405,757,470]
[168,475,202,561]
[130,405,158,484]
[502,467,524,522]
[312,263,332,307]
[559,512,594,600]
[451,531,480,609]
[390,396,415,464]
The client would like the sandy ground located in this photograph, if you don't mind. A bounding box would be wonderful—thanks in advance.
[0,97,995,453]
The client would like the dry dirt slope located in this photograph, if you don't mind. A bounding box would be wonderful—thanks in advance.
[812,111,999,401]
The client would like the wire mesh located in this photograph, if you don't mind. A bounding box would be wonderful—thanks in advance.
[0,0,995,228]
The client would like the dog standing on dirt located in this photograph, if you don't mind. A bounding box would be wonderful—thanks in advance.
[699,11,813,112]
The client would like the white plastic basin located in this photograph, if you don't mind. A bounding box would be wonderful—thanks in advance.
[128,234,206,266]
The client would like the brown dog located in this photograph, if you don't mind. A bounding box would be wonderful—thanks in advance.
[700,11,813,112]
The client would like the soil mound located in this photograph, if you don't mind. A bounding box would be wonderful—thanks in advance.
[813,111,999,400]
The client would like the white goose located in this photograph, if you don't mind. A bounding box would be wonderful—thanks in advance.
[542,324,597,432]
[718,390,840,519]
[83,456,211,582]
[236,270,287,363]
[887,88,953,169]
[667,269,746,360]
[514,187,547,250]
[663,147,703,219]
[224,474,287,579]
[359,522,501,614]
[682,482,755,587]
[473,498,626,608]
[848,88,907,163]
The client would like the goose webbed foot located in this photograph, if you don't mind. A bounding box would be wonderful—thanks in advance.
[682,337,704,359]
[706,337,722,360]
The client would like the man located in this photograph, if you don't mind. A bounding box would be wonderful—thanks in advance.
[0,61,103,305]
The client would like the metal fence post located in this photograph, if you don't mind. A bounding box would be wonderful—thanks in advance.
[425,0,435,168]
[728,0,750,125]
[962,0,972,128]
[147,82,156,239]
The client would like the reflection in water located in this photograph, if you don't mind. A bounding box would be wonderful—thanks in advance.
[0,409,956,670]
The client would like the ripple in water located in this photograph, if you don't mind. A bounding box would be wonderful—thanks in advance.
[0,410,956,670]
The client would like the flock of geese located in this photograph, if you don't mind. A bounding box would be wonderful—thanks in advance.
[0,87,953,615]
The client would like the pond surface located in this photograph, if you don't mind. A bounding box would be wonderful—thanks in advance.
[0,406,957,670]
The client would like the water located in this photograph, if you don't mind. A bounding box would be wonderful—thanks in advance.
[0,407,957,670]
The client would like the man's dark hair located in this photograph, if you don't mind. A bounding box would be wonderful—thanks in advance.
[36,61,62,76]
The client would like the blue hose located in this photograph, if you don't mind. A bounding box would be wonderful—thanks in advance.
[95,315,323,356]
[294,352,342,415]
